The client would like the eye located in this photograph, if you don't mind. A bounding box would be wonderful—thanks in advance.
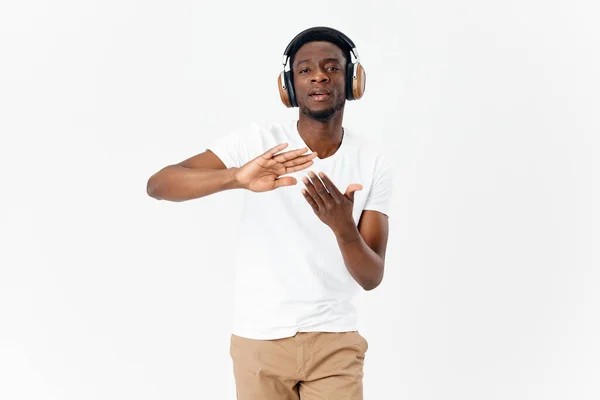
[327,66,340,71]
[299,68,310,74]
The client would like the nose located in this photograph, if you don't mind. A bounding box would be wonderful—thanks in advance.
[311,67,329,83]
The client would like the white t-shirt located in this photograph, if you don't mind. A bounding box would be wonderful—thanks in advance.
[207,120,393,340]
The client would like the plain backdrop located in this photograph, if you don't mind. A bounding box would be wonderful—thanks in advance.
[0,0,598,399]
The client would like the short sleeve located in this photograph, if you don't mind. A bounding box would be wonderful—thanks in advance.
[363,154,393,218]
[205,128,251,169]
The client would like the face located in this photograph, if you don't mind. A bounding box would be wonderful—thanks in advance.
[292,41,347,122]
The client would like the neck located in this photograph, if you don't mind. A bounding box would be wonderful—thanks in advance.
[297,109,345,159]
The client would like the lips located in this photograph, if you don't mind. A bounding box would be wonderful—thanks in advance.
[309,88,331,101]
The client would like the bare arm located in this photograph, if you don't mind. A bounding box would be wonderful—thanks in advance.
[146,150,242,202]
[147,144,318,202]
[299,172,390,291]
[334,210,389,291]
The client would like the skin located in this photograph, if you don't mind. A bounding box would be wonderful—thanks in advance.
[293,41,389,291]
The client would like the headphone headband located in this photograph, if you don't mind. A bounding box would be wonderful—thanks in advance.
[283,26,356,56]
[282,26,359,68]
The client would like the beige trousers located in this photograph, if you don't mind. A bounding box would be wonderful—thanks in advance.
[230,331,368,400]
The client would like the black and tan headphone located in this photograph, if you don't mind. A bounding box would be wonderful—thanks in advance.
[277,27,366,108]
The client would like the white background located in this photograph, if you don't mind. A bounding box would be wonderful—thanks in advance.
[1,0,598,399]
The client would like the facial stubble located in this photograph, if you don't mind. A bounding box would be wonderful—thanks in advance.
[299,96,346,122]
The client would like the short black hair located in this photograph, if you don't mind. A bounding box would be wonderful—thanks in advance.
[288,28,353,72]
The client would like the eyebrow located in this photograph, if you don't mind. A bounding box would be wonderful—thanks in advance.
[294,57,343,67]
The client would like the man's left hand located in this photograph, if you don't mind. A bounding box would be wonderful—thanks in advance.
[301,171,362,238]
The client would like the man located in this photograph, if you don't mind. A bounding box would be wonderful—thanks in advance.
[147,26,392,400]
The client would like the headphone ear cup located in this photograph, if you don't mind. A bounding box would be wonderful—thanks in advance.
[345,62,354,100]
[285,70,297,107]
[278,72,293,108]
[277,71,297,107]
[348,63,366,100]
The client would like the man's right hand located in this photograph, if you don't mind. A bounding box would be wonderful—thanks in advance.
[235,143,318,192]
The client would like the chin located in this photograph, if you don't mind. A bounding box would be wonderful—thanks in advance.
[301,106,336,122]
[300,100,345,122]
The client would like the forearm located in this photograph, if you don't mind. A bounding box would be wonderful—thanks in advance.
[334,226,384,291]
[147,166,243,202]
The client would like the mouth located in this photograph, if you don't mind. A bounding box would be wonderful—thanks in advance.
[309,89,331,102]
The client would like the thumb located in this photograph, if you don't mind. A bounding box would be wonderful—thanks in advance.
[274,176,297,189]
[344,184,363,202]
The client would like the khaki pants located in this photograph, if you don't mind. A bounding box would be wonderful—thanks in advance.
[230,331,368,400]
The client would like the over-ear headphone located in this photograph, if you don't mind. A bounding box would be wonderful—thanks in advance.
[278,27,366,108]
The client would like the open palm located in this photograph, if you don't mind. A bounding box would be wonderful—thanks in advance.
[235,143,318,192]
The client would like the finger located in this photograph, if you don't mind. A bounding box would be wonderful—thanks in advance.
[316,172,344,201]
[305,173,331,205]
[281,151,318,168]
[344,184,363,202]
[301,188,319,211]
[285,159,315,174]
[302,175,325,209]
[261,143,289,160]
[272,147,315,163]
[273,176,297,189]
